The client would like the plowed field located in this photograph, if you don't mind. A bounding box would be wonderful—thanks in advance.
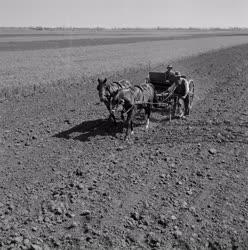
[0,41,248,249]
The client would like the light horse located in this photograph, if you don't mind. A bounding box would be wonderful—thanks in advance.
[110,82,157,139]
[97,78,132,123]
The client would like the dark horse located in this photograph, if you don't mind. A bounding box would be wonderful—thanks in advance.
[110,83,157,139]
[97,78,132,123]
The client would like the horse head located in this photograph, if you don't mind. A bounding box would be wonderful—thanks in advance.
[97,78,108,102]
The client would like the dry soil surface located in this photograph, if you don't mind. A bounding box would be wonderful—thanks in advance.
[0,44,248,249]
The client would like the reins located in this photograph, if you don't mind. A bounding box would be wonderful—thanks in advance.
[120,100,174,116]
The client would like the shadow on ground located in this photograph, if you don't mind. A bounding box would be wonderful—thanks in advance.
[53,118,124,142]
[53,112,167,142]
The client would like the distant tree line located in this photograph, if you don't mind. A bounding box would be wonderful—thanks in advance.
[1,26,247,31]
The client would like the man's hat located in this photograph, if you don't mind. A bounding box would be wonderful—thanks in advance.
[167,65,173,69]
[175,71,181,78]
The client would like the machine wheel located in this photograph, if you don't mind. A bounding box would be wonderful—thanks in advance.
[177,97,185,118]
[188,80,194,109]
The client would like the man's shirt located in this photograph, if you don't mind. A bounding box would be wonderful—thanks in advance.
[175,78,189,97]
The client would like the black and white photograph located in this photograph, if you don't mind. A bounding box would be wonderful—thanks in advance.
[0,0,248,249]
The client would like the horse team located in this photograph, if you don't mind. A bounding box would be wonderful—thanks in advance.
[97,75,188,139]
[97,78,157,139]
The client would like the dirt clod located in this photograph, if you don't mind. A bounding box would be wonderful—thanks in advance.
[209,148,217,154]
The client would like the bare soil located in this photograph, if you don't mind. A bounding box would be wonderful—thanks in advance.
[0,44,248,249]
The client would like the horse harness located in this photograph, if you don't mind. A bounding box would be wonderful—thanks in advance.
[121,85,147,115]
[133,85,146,103]
[105,81,125,100]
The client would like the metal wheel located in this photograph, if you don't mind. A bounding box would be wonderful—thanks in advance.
[188,80,194,109]
[177,97,185,117]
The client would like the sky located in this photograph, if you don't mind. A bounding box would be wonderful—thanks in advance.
[0,0,248,28]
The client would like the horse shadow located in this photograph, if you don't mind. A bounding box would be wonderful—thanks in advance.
[53,105,179,143]
[53,118,124,142]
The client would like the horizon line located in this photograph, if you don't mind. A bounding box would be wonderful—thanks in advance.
[1,26,248,30]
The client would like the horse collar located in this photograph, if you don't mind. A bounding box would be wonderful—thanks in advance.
[113,81,123,88]
[135,85,144,92]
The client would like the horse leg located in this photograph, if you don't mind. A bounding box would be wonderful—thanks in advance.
[106,102,117,125]
[105,102,112,120]
[169,104,172,122]
[145,106,151,130]
[110,112,117,125]
[184,95,190,116]
[130,119,134,135]
[125,109,134,139]
[145,118,150,130]
[121,111,125,121]
[130,107,136,135]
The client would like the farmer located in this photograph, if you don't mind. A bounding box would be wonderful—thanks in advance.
[165,65,176,85]
[173,71,190,117]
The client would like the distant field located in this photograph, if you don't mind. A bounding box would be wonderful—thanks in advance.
[0,28,210,42]
[4,33,248,51]
[1,28,248,48]
[0,28,248,98]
